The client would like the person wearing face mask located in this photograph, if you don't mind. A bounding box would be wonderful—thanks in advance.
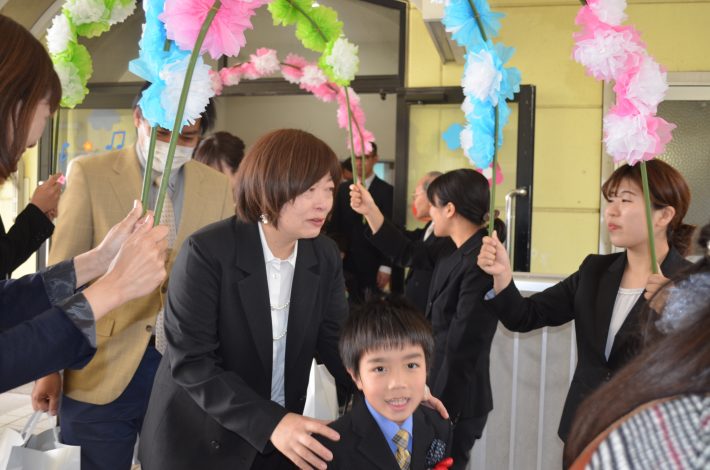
[31,83,234,470]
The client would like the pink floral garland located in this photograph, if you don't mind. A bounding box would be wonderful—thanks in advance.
[215,48,375,155]
[573,0,675,164]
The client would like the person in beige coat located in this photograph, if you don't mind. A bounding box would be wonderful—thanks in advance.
[31,89,234,470]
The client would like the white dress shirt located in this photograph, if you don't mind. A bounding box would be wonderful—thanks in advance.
[605,287,644,359]
[258,222,298,406]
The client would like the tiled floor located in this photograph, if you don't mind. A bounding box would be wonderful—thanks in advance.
[0,383,56,434]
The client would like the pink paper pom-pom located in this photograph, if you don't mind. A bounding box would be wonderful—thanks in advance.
[603,111,675,164]
[219,66,242,86]
[613,54,668,115]
[161,0,265,60]
[281,54,308,84]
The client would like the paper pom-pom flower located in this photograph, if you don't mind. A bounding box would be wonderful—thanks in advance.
[463,49,501,105]
[109,0,137,26]
[251,48,280,75]
[161,0,268,60]
[322,37,359,85]
[588,0,628,27]
[337,88,374,155]
[301,65,328,88]
[443,0,503,49]
[613,54,668,115]
[573,25,644,81]
[159,55,216,127]
[47,13,75,55]
[55,61,88,108]
[281,54,309,83]
[603,112,675,164]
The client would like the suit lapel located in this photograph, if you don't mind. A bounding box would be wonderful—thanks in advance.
[427,251,460,310]
[595,253,625,359]
[235,223,272,374]
[285,239,319,372]
[352,399,401,470]
[411,409,435,470]
[108,146,143,216]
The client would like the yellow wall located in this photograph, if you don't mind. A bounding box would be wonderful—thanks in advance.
[407,0,710,274]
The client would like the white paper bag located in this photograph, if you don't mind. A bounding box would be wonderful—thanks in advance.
[0,411,80,470]
[302,359,339,421]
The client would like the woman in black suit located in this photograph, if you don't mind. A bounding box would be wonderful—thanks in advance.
[350,169,504,470]
[477,159,694,441]
[139,129,353,470]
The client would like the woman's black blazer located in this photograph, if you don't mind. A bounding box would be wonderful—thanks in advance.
[485,247,691,440]
[139,218,351,469]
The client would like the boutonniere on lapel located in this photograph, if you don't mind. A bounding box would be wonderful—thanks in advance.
[425,438,454,470]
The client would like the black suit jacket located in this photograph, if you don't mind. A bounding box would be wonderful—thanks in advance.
[327,177,393,299]
[485,248,691,440]
[138,218,351,469]
[366,220,456,314]
[319,396,452,470]
[425,230,498,427]
[0,204,54,277]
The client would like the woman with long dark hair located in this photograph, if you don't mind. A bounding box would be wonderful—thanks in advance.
[565,222,710,469]
[477,159,694,441]
[0,14,168,391]
[351,168,503,470]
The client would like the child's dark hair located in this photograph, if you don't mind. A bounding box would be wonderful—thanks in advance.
[339,296,434,376]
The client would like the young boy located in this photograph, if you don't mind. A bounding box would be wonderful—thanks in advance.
[319,297,453,470]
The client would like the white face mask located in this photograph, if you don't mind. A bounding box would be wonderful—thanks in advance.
[136,125,194,174]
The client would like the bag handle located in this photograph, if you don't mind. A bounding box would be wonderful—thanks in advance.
[20,411,45,445]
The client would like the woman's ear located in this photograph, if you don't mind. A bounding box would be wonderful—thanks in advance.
[656,205,676,229]
[444,202,456,219]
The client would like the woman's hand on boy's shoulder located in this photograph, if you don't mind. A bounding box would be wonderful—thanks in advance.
[271,412,340,470]
[420,385,449,420]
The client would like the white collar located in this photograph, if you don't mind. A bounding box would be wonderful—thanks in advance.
[258,222,298,266]
[365,173,376,189]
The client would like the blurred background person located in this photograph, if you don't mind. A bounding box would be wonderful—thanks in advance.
[565,221,710,469]
[193,130,245,195]
[0,173,62,278]
[340,157,353,183]
[349,170,455,313]
[327,142,393,303]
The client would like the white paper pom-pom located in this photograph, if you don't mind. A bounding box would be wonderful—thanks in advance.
[589,0,628,26]
[460,126,474,158]
[574,29,643,81]
[252,50,280,76]
[47,14,74,55]
[301,65,327,88]
[325,37,359,84]
[625,56,668,114]
[65,0,107,26]
[55,61,86,108]
[109,0,136,26]
[159,56,216,127]
[462,50,502,105]
[603,113,653,164]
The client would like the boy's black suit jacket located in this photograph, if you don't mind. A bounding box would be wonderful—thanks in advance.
[320,397,453,470]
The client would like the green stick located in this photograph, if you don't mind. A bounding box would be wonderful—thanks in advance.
[488,106,499,237]
[140,127,158,212]
[640,161,659,274]
[154,0,221,222]
[52,108,60,174]
[344,87,359,185]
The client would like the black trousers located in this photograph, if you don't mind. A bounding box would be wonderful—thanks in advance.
[451,414,488,470]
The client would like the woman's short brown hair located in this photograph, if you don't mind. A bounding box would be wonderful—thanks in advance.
[234,129,341,227]
[602,159,694,255]
[0,14,62,182]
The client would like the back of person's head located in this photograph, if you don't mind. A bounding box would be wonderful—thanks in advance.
[234,128,340,227]
[0,14,62,181]
[194,131,245,174]
[132,81,216,136]
[339,296,434,377]
[422,171,443,191]
[602,159,693,255]
[426,168,505,242]
[341,158,352,173]
[564,222,710,466]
